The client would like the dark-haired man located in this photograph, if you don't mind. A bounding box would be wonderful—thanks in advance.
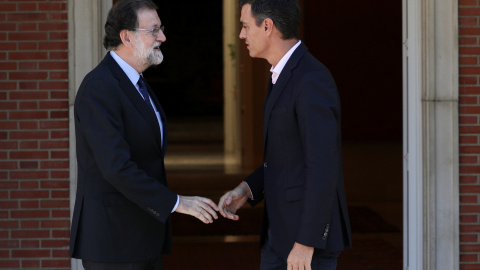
[219,0,352,269]
[69,0,218,269]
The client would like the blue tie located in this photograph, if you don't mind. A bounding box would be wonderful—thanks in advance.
[137,76,155,112]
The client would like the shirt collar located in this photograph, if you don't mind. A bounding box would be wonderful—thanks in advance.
[110,51,141,86]
[270,40,302,84]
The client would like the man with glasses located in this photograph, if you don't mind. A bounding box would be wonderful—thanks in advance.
[70,0,219,269]
[218,0,352,269]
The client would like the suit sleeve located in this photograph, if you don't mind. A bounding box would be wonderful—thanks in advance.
[294,71,343,247]
[75,77,177,224]
[244,165,265,206]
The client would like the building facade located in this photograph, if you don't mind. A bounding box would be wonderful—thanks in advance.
[0,0,478,269]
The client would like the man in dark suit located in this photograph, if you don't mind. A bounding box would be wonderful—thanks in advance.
[70,0,219,269]
[218,0,352,269]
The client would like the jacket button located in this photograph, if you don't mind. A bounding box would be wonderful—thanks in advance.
[264,162,268,168]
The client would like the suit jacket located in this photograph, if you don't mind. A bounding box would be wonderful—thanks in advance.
[69,52,178,262]
[244,43,352,259]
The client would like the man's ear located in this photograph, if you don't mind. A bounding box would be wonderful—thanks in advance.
[119,29,134,48]
[264,18,274,35]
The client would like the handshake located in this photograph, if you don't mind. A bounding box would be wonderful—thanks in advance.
[174,181,252,224]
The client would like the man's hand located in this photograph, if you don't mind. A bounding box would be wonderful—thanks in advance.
[218,181,252,220]
[175,196,219,224]
[287,242,314,270]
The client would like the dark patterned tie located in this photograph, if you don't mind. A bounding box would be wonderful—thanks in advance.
[137,76,155,112]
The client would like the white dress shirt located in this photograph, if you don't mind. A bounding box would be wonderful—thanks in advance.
[270,40,302,84]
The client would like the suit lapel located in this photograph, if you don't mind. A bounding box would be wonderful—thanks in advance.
[263,43,308,145]
[105,53,164,153]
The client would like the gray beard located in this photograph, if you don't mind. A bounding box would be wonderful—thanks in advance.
[133,39,164,69]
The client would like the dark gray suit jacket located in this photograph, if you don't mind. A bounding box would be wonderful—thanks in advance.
[70,52,177,262]
[245,43,352,259]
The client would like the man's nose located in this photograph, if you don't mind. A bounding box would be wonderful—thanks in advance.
[156,30,166,42]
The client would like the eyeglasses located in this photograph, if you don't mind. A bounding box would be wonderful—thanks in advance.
[134,25,165,37]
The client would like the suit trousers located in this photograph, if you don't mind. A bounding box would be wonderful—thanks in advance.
[82,256,163,270]
[260,233,340,270]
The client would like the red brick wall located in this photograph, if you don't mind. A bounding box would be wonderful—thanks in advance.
[460,0,480,269]
[0,1,70,269]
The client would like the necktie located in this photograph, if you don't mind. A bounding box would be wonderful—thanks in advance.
[137,76,155,112]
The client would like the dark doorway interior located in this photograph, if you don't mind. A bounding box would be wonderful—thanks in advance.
[304,1,403,268]
[144,0,225,170]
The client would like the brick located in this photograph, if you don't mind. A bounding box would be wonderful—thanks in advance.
[52,249,69,258]
[0,3,16,12]
[9,52,48,61]
[21,220,40,229]
[0,121,17,130]
[49,51,68,60]
[50,71,68,80]
[0,81,17,90]
[0,181,18,189]
[461,57,479,67]
[19,121,39,129]
[461,205,480,213]
[11,230,50,239]
[38,2,67,11]
[461,146,480,153]
[51,210,69,218]
[52,230,69,238]
[18,23,38,32]
[460,8,480,16]
[51,151,68,159]
[18,3,38,12]
[41,200,69,209]
[39,101,68,110]
[0,200,19,209]
[9,91,48,100]
[11,249,50,258]
[39,81,68,90]
[49,31,68,40]
[51,190,69,199]
[8,32,49,42]
[40,140,69,149]
[41,180,70,189]
[50,91,68,99]
[39,61,68,70]
[10,130,49,139]
[18,82,38,90]
[39,22,67,31]
[19,181,39,189]
[41,239,69,248]
[10,111,48,120]
[0,141,18,149]
[42,259,70,268]
[49,13,68,21]
[461,136,479,144]
[10,72,48,81]
[20,161,38,169]
[19,101,39,110]
[21,260,40,269]
[20,200,40,209]
[0,161,18,170]
[21,240,40,249]
[18,62,38,70]
[0,62,17,70]
[0,23,16,31]
[460,264,480,269]
[0,240,19,249]
[10,190,49,200]
[49,170,69,179]
[18,42,37,51]
[7,13,48,22]
[50,130,69,139]
[19,141,39,149]
[0,260,20,269]
[40,121,68,129]
[11,210,50,219]
[50,110,69,119]
[41,160,69,169]
[10,171,49,180]
[0,221,19,229]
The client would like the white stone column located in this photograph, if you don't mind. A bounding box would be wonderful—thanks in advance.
[404,0,459,269]
[68,1,111,269]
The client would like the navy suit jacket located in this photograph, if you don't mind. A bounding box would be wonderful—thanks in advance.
[244,43,352,259]
[69,52,178,262]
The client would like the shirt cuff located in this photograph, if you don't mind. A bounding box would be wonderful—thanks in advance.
[171,195,179,213]
[243,181,254,200]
